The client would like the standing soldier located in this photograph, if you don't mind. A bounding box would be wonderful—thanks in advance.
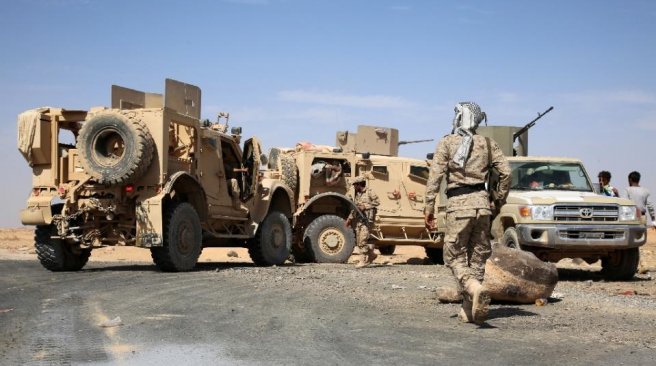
[424,102,511,325]
[346,176,380,268]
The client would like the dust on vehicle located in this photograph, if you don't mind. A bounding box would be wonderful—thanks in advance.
[17,79,294,272]
[478,108,647,280]
[268,125,446,264]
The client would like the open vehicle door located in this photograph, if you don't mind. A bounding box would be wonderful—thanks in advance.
[241,137,261,200]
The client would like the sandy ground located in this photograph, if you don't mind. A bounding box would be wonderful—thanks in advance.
[1,227,655,271]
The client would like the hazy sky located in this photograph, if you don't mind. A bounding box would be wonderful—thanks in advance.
[1,0,655,227]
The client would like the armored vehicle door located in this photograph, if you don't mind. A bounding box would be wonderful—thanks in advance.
[241,137,261,201]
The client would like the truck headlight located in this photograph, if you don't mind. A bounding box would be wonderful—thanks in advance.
[519,205,553,220]
[619,206,637,221]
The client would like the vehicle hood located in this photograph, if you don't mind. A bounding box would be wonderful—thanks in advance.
[507,190,635,206]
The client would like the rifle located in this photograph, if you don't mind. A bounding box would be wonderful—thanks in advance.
[512,106,553,142]
[398,139,434,146]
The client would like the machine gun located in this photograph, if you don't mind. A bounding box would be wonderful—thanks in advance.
[398,138,434,146]
[512,106,553,142]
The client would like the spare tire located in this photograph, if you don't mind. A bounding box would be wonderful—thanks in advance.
[77,112,154,185]
[279,154,298,196]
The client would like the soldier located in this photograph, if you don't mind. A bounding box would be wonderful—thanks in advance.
[345,176,380,268]
[424,102,511,325]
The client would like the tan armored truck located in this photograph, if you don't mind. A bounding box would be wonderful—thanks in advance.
[269,126,446,264]
[479,119,647,280]
[17,79,294,272]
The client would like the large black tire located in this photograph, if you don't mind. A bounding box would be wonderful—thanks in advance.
[304,215,355,263]
[425,247,444,265]
[501,227,522,250]
[378,245,396,256]
[248,211,292,266]
[601,248,639,281]
[279,154,298,196]
[151,202,203,272]
[34,225,90,272]
[77,112,154,185]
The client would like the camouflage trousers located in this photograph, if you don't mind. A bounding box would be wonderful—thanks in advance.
[354,221,371,252]
[443,210,492,293]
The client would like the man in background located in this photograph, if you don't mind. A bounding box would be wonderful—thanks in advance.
[598,170,619,197]
[622,171,655,229]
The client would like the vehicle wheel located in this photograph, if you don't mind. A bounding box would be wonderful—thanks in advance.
[77,112,154,185]
[425,247,444,265]
[379,245,396,256]
[279,154,298,196]
[248,211,292,266]
[501,227,522,250]
[304,215,355,263]
[34,225,91,271]
[601,248,639,281]
[151,202,203,272]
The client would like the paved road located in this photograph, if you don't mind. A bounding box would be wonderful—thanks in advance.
[1,259,655,365]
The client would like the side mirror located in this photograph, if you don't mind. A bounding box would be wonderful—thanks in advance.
[231,126,242,135]
[426,153,434,160]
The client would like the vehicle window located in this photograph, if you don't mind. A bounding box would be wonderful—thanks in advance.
[372,165,388,177]
[510,161,593,192]
[409,165,429,181]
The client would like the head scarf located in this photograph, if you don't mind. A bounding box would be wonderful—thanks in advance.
[451,102,487,167]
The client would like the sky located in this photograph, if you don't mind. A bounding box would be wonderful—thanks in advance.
[1,0,655,227]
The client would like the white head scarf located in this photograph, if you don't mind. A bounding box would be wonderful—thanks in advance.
[451,102,487,167]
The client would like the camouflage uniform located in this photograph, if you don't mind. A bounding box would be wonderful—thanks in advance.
[425,129,510,323]
[348,180,380,267]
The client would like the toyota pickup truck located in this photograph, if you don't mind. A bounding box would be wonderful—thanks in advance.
[492,156,647,280]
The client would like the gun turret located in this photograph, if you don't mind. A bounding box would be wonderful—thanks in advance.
[512,106,553,142]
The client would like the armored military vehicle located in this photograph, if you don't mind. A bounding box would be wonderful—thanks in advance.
[18,79,294,272]
[478,109,647,280]
[269,126,446,264]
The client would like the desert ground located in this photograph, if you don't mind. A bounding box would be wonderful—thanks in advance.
[1,227,655,270]
[1,228,655,365]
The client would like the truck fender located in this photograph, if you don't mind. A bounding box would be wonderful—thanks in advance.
[250,179,295,224]
[162,171,208,220]
[135,172,207,248]
[295,192,362,219]
[492,212,519,240]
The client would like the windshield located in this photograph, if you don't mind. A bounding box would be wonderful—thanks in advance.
[510,161,593,192]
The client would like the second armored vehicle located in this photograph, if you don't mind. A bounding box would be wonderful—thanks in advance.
[269,125,446,263]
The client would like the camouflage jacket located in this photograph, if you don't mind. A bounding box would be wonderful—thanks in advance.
[348,187,380,220]
[424,134,511,215]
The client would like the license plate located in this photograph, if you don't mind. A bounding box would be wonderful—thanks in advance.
[580,232,604,239]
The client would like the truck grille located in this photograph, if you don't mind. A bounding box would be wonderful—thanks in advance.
[559,230,625,240]
[553,205,618,222]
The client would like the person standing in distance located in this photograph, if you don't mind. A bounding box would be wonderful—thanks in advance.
[345,176,380,268]
[598,170,619,197]
[623,171,656,229]
[424,102,511,325]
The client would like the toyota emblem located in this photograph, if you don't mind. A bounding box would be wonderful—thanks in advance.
[579,208,593,218]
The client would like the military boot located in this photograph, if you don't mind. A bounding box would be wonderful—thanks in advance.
[355,252,369,268]
[457,297,474,323]
[367,245,378,264]
[465,279,491,325]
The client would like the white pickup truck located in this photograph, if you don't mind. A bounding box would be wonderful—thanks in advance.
[492,156,647,280]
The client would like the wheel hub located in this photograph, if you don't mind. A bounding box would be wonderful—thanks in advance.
[177,222,194,255]
[271,224,284,249]
[319,228,344,254]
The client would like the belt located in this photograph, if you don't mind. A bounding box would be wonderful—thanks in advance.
[446,183,486,198]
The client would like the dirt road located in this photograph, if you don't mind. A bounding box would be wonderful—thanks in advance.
[1,228,655,365]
